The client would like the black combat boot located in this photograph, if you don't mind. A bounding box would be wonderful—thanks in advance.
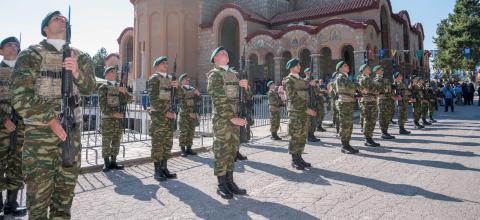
[226,171,247,195]
[235,151,248,161]
[298,153,312,168]
[364,137,380,147]
[161,160,177,179]
[180,147,188,157]
[414,121,424,129]
[429,116,437,123]
[317,124,326,132]
[271,132,282,140]
[185,147,197,156]
[110,156,124,170]
[381,132,395,139]
[307,133,320,142]
[291,154,305,170]
[217,175,233,199]
[341,144,359,154]
[154,162,167,182]
[3,190,27,216]
[422,118,432,126]
[399,126,411,135]
[103,157,110,172]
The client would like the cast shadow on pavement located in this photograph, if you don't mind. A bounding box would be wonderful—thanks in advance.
[163,180,319,220]
[105,170,163,204]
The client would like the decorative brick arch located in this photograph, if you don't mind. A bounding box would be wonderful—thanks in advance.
[211,8,248,57]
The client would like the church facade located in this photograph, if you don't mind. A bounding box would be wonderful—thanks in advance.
[118,0,427,93]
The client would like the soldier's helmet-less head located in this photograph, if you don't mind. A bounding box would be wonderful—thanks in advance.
[0,36,20,53]
[41,11,66,37]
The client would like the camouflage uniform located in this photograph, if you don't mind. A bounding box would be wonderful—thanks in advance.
[306,78,318,135]
[11,40,95,219]
[410,83,423,127]
[98,81,132,158]
[327,79,339,132]
[315,87,326,129]
[420,83,430,124]
[147,72,177,162]
[426,84,436,120]
[207,66,250,176]
[376,76,395,135]
[0,61,24,192]
[283,74,308,155]
[358,74,378,139]
[394,81,411,130]
[178,84,200,150]
[268,89,283,133]
[335,71,357,147]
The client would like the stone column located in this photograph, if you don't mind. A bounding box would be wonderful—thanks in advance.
[310,54,321,79]
[274,57,284,84]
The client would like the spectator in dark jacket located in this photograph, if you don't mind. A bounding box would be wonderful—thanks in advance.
[468,82,475,105]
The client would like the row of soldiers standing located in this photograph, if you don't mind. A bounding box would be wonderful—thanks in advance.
[266,58,440,169]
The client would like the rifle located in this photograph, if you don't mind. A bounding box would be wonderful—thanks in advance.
[192,88,201,127]
[239,45,252,143]
[169,55,178,132]
[9,108,18,151]
[60,6,76,167]
[119,63,129,132]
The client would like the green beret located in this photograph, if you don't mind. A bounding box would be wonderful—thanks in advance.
[179,73,189,82]
[394,72,401,79]
[286,58,300,70]
[152,56,167,68]
[104,66,117,75]
[41,11,63,37]
[359,64,368,73]
[267,80,274,87]
[0,37,20,49]
[335,61,346,71]
[372,65,383,73]
[210,46,225,63]
[304,68,312,74]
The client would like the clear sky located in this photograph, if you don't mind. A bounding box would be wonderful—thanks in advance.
[1,0,456,57]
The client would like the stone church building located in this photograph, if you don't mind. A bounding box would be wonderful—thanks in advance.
[118,0,427,93]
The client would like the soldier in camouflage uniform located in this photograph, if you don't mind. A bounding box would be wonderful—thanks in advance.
[373,65,396,139]
[0,36,27,216]
[207,47,249,199]
[410,77,424,129]
[283,59,317,169]
[327,74,339,134]
[98,66,132,171]
[11,11,96,219]
[335,61,359,154]
[316,79,327,132]
[178,73,200,157]
[419,79,432,126]
[267,81,283,140]
[392,72,412,135]
[303,68,320,142]
[358,64,381,147]
[426,81,437,123]
[147,56,178,182]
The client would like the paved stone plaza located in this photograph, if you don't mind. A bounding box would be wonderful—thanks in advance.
[4,103,480,220]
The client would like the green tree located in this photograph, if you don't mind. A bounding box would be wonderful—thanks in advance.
[434,0,480,81]
[92,47,108,79]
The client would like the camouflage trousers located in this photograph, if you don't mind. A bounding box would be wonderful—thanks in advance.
[150,112,173,162]
[288,111,308,154]
[378,99,395,133]
[270,111,280,133]
[0,121,24,191]
[212,115,240,176]
[421,102,429,119]
[332,100,339,130]
[397,102,409,127]
[412,102,422,123]
[23,125,81,220]
[308,115,318,134]
[317,104,325,126]
[336,102,354,146]
[101,118,123,158]
[428,101,436,117]
[179,113,196,149]
[360,101,378,139]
